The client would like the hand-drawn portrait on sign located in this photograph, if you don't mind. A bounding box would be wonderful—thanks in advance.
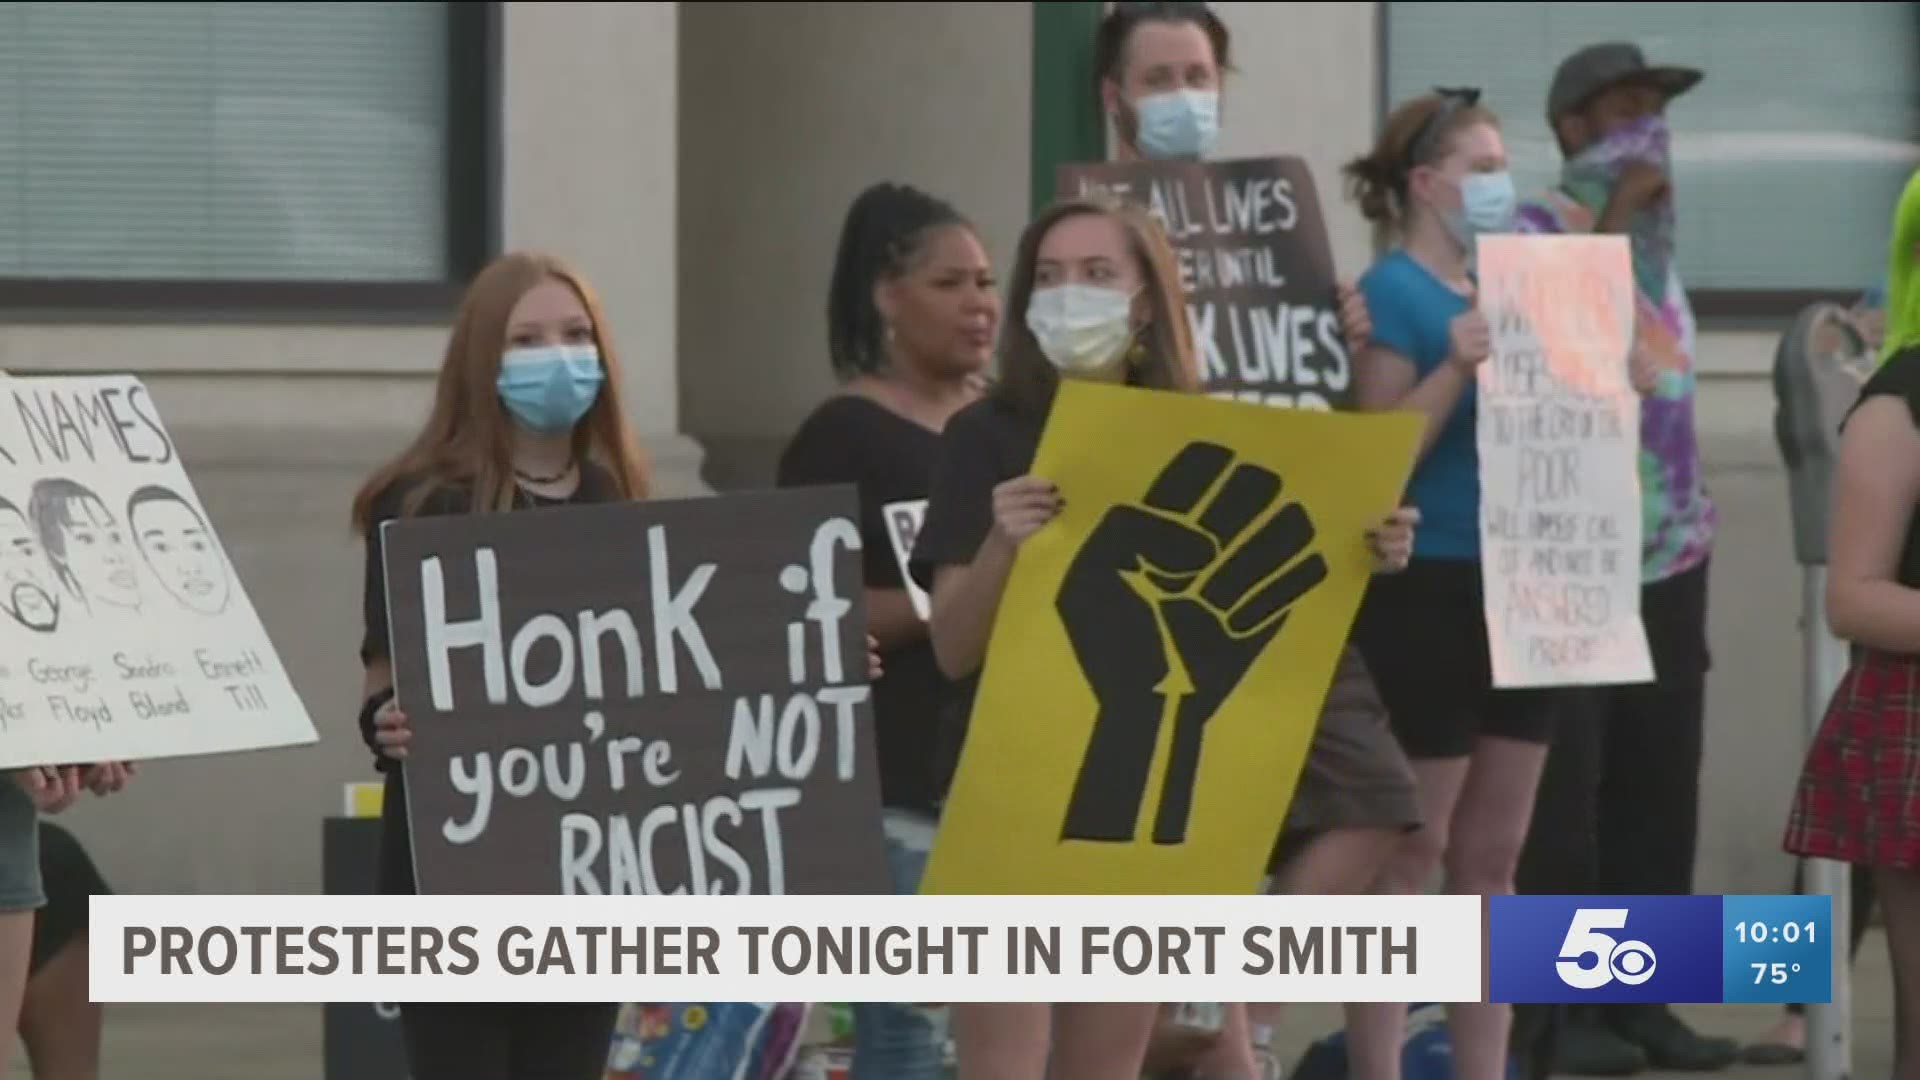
[127,485,232,616]
[0,496,60,632]
[30,477,142,614]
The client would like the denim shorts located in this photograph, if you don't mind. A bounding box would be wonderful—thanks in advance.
[0,780,45,913]
[880,809,936,888]
[851,809,946,1080]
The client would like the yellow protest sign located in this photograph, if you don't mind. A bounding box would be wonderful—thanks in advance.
[919,381,1421,895]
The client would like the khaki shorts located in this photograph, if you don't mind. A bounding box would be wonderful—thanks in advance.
[1269,645,1422,872]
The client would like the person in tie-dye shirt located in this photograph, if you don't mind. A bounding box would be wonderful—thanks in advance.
[1506,42,1734,1079]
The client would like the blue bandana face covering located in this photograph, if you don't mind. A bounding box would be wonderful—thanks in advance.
[496,344,605,434]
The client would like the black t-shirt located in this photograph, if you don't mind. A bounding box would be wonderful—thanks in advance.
[908,394,1046,800]
[1849,346,1920,589]
[777,394,950,815]
[360,464,621,895]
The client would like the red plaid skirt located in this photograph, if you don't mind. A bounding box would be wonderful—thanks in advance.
[1784,648,1920,869]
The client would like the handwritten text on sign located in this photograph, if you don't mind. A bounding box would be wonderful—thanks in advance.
[1475,235,1653,688]
[0,374,315,768]
[381,488,891,896]
[1059,157,1347,411]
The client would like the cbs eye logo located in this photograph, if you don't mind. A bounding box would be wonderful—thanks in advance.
[1556,908,1658,989]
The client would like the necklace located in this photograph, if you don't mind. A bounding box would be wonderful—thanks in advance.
[515,461,575,485]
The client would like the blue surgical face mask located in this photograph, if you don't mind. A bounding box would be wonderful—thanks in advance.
[1443,170,1518,250]
[1133,89,1220,161]
[496,344,604,434]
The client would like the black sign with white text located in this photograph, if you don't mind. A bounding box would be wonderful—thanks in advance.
[1059,156,1349,411]
[381,487,891,896]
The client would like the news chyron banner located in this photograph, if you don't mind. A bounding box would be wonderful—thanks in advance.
[920,380,1422,895]
[89,894,1483,1004]
[90,893,1835,1005]
[1489,895,1834,1005]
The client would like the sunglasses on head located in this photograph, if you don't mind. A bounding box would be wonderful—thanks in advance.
[1405,86,1483,170]
[1112,1,1211,19]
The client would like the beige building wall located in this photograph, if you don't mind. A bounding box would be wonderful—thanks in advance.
[1209,1,1380,278]
[19,0,1801,896]
[31,1,688,894]
[678,1,1033,491]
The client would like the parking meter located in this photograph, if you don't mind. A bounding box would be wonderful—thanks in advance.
[1773,302,1872,565]
[1771,301,1872,1080]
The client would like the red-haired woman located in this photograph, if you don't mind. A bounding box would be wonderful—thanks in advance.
[351,252,648,1080]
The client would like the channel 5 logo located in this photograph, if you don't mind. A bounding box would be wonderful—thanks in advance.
[1490,896,1723,1003]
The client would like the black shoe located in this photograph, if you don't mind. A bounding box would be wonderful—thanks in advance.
[1553,1016,1649,1076]
[1610,1006,1739,1072]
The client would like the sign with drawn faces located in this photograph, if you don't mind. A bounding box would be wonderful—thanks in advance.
[0,375,316,768]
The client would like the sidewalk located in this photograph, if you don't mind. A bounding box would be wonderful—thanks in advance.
[17,934,1893,1079]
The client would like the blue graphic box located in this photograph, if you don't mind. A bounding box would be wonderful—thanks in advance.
[1489,896,1832,1005]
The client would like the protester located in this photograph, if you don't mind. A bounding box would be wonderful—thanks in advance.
[776,180,997,1080]
[1093,0,1372,365]
[1880,169,1920,365]
[1782,167,1920,1080]
[18,822,111,1080]
[1738,180,1919,1071]
[350,251,652,1080]
[0,765,128,1080]
[910,192,1418,1079]
[1093,6,1415,1074]
[1739,861,1875,1065]
[1339,89,1564,1080]
[1499,43,1733,1075]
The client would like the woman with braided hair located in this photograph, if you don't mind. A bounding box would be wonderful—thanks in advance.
[777,180,999,1080]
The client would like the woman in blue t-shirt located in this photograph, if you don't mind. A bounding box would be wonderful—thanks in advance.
[1339,89,1565,1080]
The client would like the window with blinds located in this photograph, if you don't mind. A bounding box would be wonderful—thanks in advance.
[0,1,453,283]
[1385,1,1920,294]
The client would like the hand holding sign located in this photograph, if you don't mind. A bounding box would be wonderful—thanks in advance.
[1367,507,1421,573]
[1056,442,1329,847]
[990,476,1064,549]
[17,765,81,813]
[1448,294,1493,373]
[372,697,410,761]
[84,760,135,796]
[1337,282,1372,352]
[1629,342,1658,397]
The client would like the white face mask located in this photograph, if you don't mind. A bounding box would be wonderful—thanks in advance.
[1026,284,1137,374]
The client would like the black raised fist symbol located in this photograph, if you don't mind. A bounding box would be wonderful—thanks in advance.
[1055,442,1329,845]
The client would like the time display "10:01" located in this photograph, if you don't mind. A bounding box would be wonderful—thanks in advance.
[1735,921,1819,945]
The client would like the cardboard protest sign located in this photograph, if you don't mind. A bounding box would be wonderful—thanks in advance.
[381,487,891,896]
[1058,156,1349,410]
[882,499,930,620]
[919,381,1420,895]
[0,374,315,768]
[1476,234,1654,688]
